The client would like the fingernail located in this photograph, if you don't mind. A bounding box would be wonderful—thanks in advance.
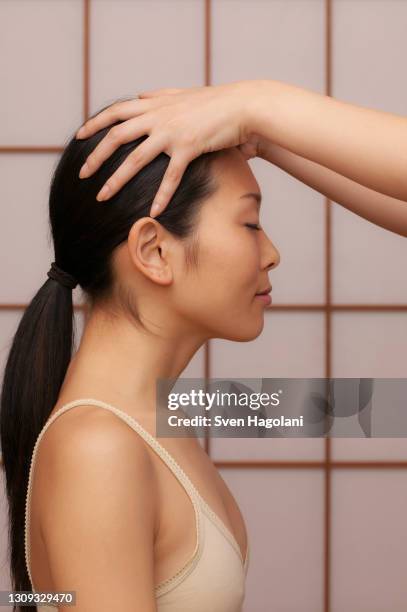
[79,162,89,178]
[96,184,111,201]
[76,127,86,138]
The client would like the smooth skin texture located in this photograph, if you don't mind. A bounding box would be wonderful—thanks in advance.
[30,149,279,609]
[38,409,158,612]
[76,79,407,236]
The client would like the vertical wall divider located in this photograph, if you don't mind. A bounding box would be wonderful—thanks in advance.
[204,0,212,457]
[324,2,332,610]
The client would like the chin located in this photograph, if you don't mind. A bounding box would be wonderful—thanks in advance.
[219,317,265,343]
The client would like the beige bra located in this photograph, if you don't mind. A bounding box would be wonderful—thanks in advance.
[25,398,250,611]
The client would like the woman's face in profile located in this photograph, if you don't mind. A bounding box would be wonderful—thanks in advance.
[173,147,280,342]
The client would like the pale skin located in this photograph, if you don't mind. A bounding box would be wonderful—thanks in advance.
[29,149,279,611]
[76,79,407,237]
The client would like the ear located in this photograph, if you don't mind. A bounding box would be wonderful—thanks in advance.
[127,218,173,286]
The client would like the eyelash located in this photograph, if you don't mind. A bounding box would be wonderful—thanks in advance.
[245,223,262,231]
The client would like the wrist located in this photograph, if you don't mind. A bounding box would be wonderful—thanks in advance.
[242,79,280,139]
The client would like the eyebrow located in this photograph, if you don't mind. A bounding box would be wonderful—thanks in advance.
[239,192,262,208]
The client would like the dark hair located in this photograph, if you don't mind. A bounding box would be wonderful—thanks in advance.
[0,99,221,609]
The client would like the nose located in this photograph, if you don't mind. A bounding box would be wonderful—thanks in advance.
[262,235,280,271]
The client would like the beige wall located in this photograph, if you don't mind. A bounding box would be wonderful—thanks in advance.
[1,1,407,611]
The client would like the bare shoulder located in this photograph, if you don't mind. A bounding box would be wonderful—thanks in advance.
[36,404,158,611]
[37,404,157,491]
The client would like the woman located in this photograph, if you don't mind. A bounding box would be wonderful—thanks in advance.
[0,100,279,611]
[76,79,407,236]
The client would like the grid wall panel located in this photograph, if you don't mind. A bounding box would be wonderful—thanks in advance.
[331,0,407,304]
[0,0,83,146]
[0,154,84,306]
[90,0,205,114]
[211,312,326,378]
[220,468,324,612]
[331,470,407,612]
[332,312,407,460]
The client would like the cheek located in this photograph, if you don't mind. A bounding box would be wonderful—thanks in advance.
[172,239,266,342]
[185,229,261,313]
[205,230,260,296]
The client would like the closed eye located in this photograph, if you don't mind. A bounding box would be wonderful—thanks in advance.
[245,223,262,231]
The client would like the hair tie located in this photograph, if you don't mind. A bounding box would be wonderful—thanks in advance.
[47,261,78,289]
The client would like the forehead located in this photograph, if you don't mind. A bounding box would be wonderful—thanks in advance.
[238,192,262,211]
[210,149,261,204]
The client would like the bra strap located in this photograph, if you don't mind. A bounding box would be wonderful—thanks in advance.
[24,397,203,595]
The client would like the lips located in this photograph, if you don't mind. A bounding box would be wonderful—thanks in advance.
[255,286,272,295]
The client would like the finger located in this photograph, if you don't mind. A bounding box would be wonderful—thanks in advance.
[76,98,150,139]
[138,87,184,98]
[146,86,202,98]
[149,155,190,218]
[78,115,151,179]
[95,133,168,202]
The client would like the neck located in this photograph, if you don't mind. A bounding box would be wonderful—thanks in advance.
[60,305,208,420]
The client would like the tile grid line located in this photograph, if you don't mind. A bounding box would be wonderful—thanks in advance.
[204,0,212,457]
[324,2,332,611]
[2,304,407,312]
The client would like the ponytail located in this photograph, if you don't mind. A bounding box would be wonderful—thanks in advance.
[0,275,77,609]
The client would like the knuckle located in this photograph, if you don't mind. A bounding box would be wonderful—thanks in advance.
[108,125,121,142]
[164,114,181,131]
[126,152,142,169]
[109,101,121,114]
[109,101,126,120]
[166,165,179,181]
[181,132,197,149]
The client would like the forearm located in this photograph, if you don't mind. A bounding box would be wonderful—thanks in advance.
[259,140,407,238]
[246,80,407,203]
